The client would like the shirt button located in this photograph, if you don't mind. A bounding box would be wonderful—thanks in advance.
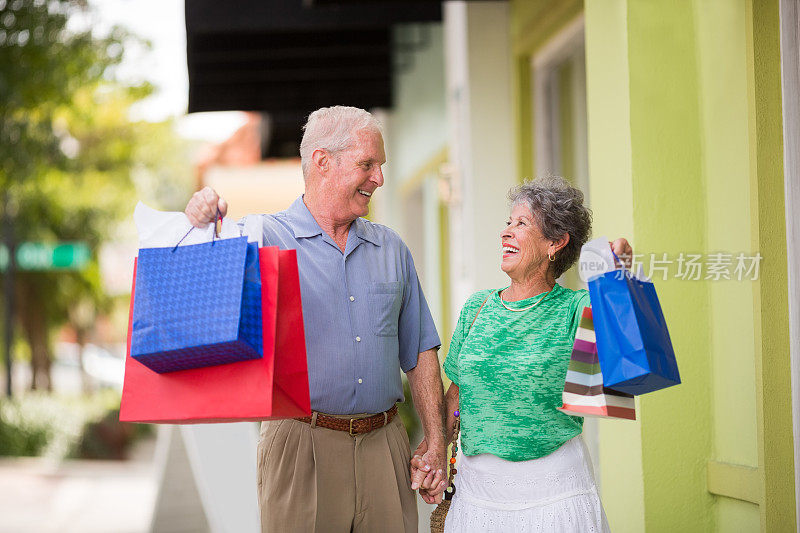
[349,296,355,302]
[358,378,363,384]
[355,336,361,342]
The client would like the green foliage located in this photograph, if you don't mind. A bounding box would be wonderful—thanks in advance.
[1,0,136,320]
[0,389,147,459]
[0,398,50,456]
[1,0,131,188]
[72,407,153,460]
[132,118,197,211]
[0,0,194,385]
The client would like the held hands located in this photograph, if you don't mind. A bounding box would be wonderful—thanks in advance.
[609,238,633,269]
[409,438,448,504]
[185,186,228,228]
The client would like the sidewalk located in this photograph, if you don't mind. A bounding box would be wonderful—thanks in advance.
[0,430,436,533]
[0,438,158,533]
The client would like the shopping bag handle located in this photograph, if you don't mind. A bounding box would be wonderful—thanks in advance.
[611,249,635,272]
[610,248,650,281]
[611,250,623,269]
[172,207,222,252]
[609,249,635,280]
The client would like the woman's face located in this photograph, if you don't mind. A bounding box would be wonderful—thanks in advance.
[500,203,550,280]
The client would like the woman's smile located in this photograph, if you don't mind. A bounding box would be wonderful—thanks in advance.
[501,243,520,258]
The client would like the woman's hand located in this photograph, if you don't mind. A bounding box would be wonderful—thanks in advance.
[185,186,228,228]
[410,438,448,504]
[609,238,633,269]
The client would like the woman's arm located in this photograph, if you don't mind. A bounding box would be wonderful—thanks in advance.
[410,292,480,503]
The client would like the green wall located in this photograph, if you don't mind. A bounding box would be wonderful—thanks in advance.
[695,1,760,530]
[746,0,796,530]
[512,0,796,530]
[583,2,645,530]
[624,2,714,530]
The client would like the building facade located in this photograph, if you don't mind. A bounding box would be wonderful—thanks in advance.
[379,1,799,531]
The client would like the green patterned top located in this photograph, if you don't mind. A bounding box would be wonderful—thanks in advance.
[443,284,590,461]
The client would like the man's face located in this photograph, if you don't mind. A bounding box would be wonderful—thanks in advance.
[326,129,386,220]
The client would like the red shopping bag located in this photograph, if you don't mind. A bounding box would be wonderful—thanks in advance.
[120,246,311,423]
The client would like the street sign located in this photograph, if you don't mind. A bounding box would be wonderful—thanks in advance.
[0,242,91,271]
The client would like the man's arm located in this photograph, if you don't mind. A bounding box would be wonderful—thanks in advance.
[405,348,447,502]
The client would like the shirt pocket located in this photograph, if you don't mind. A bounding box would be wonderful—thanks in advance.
[369,281,402,337]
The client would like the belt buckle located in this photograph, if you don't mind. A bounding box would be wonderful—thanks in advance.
[349,418,356,437]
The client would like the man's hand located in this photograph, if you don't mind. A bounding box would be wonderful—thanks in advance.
[405,348,447,503]
[610,238,633,269]
[185,186,228,228]
[409,438,448,504]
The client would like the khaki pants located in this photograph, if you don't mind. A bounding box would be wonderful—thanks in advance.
[257,415,418,533]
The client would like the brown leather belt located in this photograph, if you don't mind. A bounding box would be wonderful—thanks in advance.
[295,405,399,436]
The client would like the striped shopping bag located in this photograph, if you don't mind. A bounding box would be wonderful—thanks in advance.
[558,306,636,420]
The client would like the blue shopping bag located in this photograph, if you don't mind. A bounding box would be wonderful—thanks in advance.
[587,269,680,395]
[130,236,262,373]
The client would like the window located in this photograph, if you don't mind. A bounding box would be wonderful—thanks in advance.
[532,16,589,201]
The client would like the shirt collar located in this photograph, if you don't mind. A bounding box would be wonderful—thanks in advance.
[352,217,381,247]
[285,196,381,247]
[285,196,323,239]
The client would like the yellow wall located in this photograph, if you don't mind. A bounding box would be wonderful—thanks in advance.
[746,0,796,529]
[510,0,795,530]
[624,2,714,529]
[695,1,760,529]
[583,2,647,530]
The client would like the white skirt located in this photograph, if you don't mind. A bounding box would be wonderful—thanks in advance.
[443,436,610,533]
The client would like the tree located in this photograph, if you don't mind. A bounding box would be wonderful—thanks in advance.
[1,0,193,390]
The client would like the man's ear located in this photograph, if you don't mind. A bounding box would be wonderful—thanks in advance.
[312,148,329,173]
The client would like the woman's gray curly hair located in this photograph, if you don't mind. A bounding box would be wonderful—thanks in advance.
[508,176,592,279]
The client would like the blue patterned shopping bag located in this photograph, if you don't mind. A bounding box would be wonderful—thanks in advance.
[130,236,262,373]
[587,269,680,395]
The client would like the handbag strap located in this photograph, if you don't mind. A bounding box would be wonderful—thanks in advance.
[444,293,490,498]
[469,293,490,330]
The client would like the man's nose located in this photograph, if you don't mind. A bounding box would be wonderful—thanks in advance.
[372,167,385,187]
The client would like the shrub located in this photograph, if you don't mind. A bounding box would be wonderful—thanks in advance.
[0,390,151,460]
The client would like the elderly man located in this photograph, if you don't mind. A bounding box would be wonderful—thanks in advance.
[185,106,446,532]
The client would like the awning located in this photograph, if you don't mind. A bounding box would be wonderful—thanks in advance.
[185,0,442,114]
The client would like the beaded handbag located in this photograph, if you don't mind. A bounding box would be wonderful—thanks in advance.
[429,295,489,533]
[429,410,460,533]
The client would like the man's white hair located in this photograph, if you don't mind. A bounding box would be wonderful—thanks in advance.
[299,106,383,178]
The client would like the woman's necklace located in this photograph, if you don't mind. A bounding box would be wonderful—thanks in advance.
[498,286,552,312]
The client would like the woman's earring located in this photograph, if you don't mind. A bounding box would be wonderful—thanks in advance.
[548,252,555,262]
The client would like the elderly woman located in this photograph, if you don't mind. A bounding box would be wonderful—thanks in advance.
[414,176,630,532]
